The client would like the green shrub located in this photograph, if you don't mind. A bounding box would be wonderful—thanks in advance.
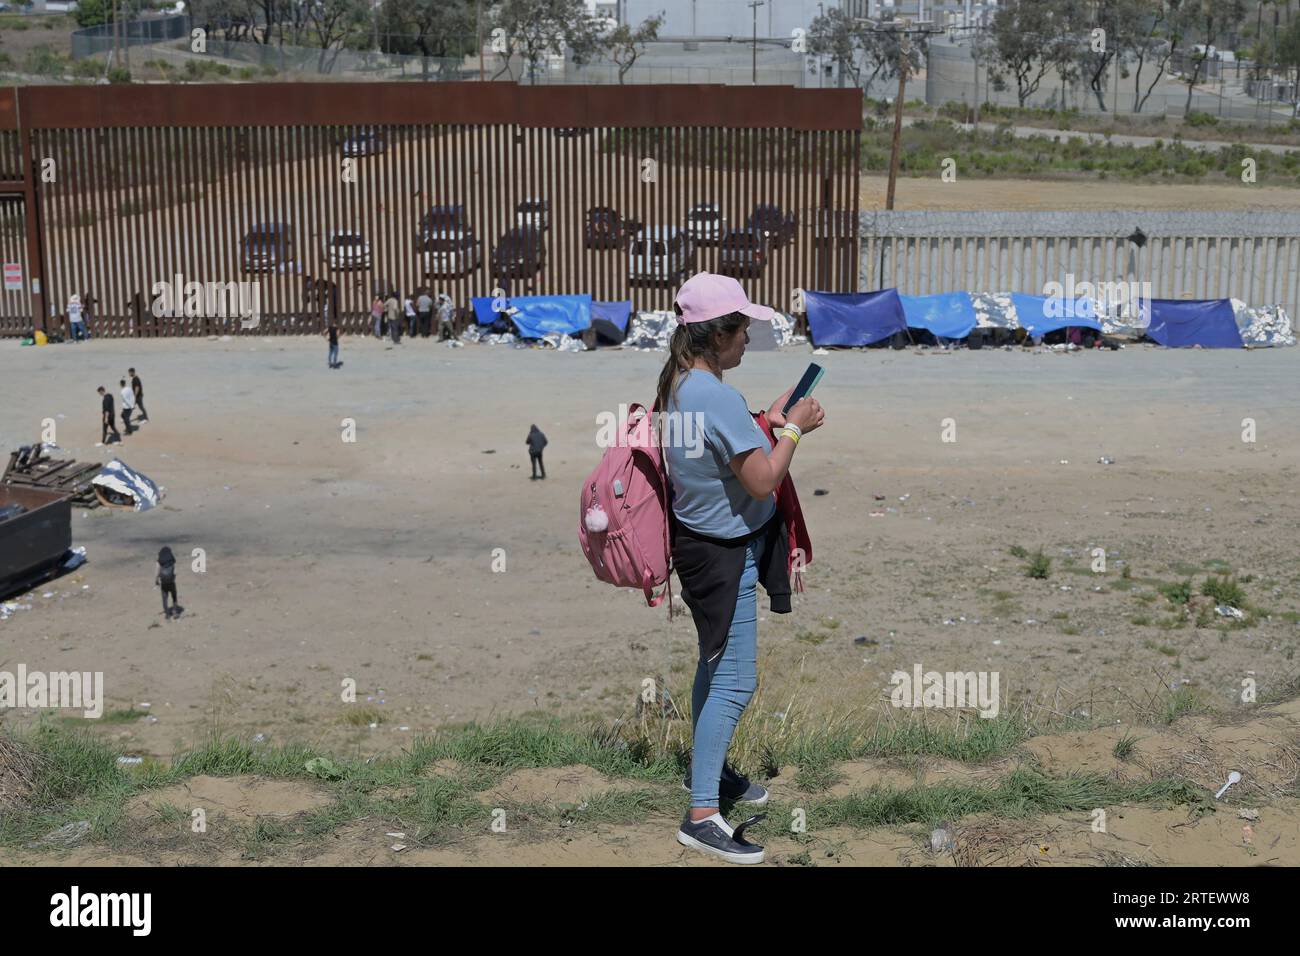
[1158,579,1193,606]
[1201,575,1246,609]
[1026,550,1052,580]
[1184,110,1219,128]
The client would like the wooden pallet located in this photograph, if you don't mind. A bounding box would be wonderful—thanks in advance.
[3,448,102,503]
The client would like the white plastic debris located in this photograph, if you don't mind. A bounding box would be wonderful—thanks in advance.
[1215,605,1245,620]
[1214,771,1242,800]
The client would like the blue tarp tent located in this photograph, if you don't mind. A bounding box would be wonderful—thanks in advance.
[471,294,592,339]
[1009,293,1102,337]
[591,300,632,333]
[805,289,906,347]
[1146,299,1243,348]
[900,292,978,340]
[589,300,632,345]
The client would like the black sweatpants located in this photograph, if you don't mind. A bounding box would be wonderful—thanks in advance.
[530,451,545,479]
[161,580,178,616]
[102,417,120,444]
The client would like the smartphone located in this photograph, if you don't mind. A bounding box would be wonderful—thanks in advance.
[783,363,824,415]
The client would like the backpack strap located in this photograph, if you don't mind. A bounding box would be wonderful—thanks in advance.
[650,398,675,621]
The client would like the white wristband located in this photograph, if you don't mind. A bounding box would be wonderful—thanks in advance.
[782,421,802,440]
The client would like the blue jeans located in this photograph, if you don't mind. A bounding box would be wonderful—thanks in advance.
[328,342,339,366]
[690,534,764,808]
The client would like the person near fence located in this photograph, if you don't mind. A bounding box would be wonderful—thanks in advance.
[371,295,384,339]
[325,311,340,369]
[436,293,456,341]
[385,290,402,345]
[404,294,417,338]
[127,368,148,423]
[119,378,136,435]
[67,294,85,343]
[97,386,120,446]
[416,289,433,338]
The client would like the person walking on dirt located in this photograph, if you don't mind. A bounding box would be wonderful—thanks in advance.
[97,386,120,445]
[526,424,547,480]
[119,378,136,435]
[657,272,824,865]
[156,545,182,620]
[128,368,148,423]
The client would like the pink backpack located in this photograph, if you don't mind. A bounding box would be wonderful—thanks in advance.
[579,403,675,615]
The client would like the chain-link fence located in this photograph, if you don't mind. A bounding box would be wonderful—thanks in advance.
[927,37,1300,126]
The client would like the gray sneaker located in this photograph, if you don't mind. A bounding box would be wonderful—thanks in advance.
[681,762,769,806]
[676,812,765,865]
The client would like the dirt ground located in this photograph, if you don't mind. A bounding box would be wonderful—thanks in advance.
[2,335,1299,864]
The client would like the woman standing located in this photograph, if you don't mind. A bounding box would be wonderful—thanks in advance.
[658,272,824,865]
[371,295,384,339]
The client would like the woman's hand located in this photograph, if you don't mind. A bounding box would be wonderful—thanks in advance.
[766,388,795,428]
[785,397,825,434]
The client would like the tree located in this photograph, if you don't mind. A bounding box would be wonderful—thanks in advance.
[1074,0,1148,111]
[806,8,924,96]
[1179,0,1246,116]
[305,0,370,72]
[1128,0,1183,112]
[490,0,601,83]
[378,0,476,78]
[187,0,261,43]
[1277,13,1300,114]
[604,11,663,84]
[986,0,1080,107]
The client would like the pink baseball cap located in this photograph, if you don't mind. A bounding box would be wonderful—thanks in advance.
[674,272,774,325]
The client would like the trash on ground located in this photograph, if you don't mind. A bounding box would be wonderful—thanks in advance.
[1214,770,1242,800]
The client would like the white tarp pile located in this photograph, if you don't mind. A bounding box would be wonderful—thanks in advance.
[771,311,805,347]
[539,332,586,352]
[970,293,1017,329]
[91,459,164,512]
[625,311,677,350]
[621,309,804,350]
[461,324,516,346]
[1231,299,1295,348]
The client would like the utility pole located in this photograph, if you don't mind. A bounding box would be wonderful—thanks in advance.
[859,16,941,210]
[886,30,911,211]
[749,0,764,85]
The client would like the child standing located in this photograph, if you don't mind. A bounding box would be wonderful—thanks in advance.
[156,546,181,619]
[526,424,548,480]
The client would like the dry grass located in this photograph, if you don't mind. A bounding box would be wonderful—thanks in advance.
[0,730,46,813]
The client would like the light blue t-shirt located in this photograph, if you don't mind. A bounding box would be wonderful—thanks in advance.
[665,369,776,539]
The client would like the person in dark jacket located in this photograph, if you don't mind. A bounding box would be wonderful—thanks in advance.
[156,546,182,619]
[97,386,120,445]
[526,425,548,479]
[657,272,824,865]
[128,368,148,423]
